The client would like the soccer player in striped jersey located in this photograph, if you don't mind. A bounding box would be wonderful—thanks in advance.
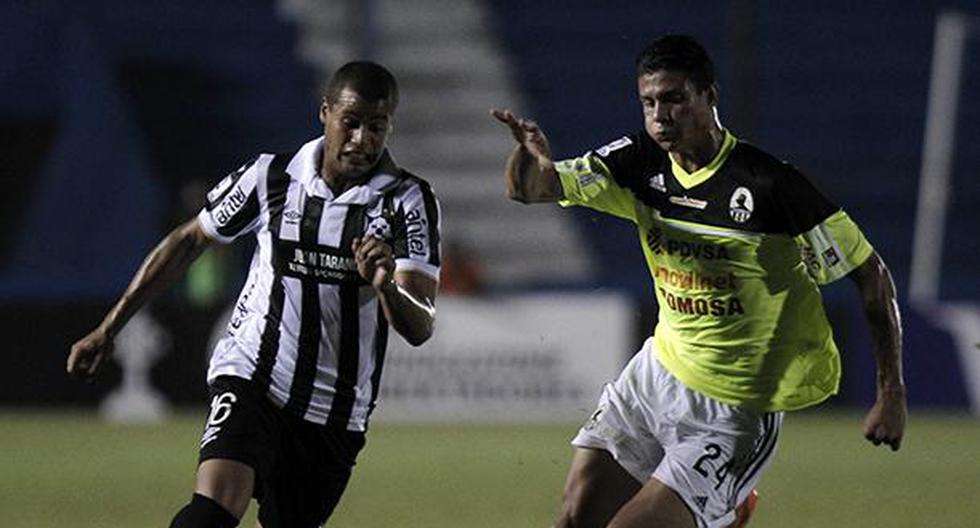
[492,35,905,528]
[67,61,441,528]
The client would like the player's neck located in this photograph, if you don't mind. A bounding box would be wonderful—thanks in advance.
[321,168,367,195]
[671,126,724,174]
[319,153,372,195]
[318,150,392,195]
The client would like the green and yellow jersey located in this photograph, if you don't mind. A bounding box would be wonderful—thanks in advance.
[556,130,873,411]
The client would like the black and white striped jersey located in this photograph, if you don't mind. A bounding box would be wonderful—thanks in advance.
[197,137,441,431]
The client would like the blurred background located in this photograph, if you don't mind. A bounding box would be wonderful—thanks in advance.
[1,1,979,526]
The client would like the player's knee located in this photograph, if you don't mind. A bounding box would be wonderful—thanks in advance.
[195,458,255,518]
[169,493,239,528]
[556,506,590,528]
[558,475,605,527]
[557,502,604,528]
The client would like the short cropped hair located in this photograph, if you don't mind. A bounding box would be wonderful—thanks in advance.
[324,61,399,110]
[635,35,715,93]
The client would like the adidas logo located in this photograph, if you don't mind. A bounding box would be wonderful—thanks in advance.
[694,495,708,512]
[649,172,667,192]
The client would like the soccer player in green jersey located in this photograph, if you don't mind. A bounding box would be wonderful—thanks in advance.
[492,35,905,528]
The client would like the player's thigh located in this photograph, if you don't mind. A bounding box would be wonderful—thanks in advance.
[194,376,279,517]
[256,421,366,528]
[608,476,696,528]
[558,447,642,528]
[571,339,668,484]
[653,406,782,528]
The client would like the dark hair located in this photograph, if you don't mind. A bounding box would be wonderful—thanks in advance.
[635,35,715,92]
[324,61,399,110]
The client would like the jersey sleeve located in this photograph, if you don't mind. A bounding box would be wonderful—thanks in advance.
[556,135,640,222]
[774,168,873,283]
[392,179,441,280]
[794,210,874,284]
[197,157,263,244]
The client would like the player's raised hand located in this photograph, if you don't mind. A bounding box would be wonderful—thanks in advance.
[491,109,554,164]
[862,387,907,451]
[490,108,562,203]
[353,236,395,290]
[67,327,114,381]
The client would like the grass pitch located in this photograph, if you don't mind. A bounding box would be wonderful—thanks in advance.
[1,409,978,527]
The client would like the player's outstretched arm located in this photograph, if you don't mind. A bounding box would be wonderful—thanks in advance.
[353,237,437,346]
[848,251,906,451]
[67,218,213,380]
[490,108,563,203]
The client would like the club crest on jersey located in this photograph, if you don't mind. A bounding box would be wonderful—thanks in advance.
[364,214,393,240]
[648,172,667,192]
[729,187,754,223]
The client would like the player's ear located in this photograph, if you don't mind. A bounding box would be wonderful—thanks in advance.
[707,83,720,107]
[319,98,329,125]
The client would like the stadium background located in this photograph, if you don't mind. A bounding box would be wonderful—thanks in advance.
[1,1,979,526]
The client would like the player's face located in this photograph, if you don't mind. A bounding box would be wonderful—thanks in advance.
[638,70,718,154]
[320,87,394,180]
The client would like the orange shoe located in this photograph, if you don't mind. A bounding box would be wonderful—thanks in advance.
[729,489,759,528]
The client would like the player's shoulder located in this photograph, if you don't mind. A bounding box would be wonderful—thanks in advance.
[729,141,799,177]
[233,153,274,177]
[205,154,271,207]
[394,167,428,186]
[727,139,811,191]
[389,167,439,200]
[222,151,292,184]
[266,148,302,171]
[590,130,669,191]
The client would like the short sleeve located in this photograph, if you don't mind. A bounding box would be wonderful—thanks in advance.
[772,165,840,236]
[197,157,263,244]
[556,136,640,223]
[771,166,872,283]
[392,179,441,280]
[794,210,874,284]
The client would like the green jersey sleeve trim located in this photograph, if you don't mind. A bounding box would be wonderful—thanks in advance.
[670,129,737,189]
[556,153,638,222]
[794,210,874,284]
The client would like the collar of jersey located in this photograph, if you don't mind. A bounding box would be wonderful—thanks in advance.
[290,137,399,203]
[669,129,736,190]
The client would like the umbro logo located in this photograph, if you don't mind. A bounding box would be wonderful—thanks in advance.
[284,209,302,224]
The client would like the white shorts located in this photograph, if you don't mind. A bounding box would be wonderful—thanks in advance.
[572,337,783,528]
